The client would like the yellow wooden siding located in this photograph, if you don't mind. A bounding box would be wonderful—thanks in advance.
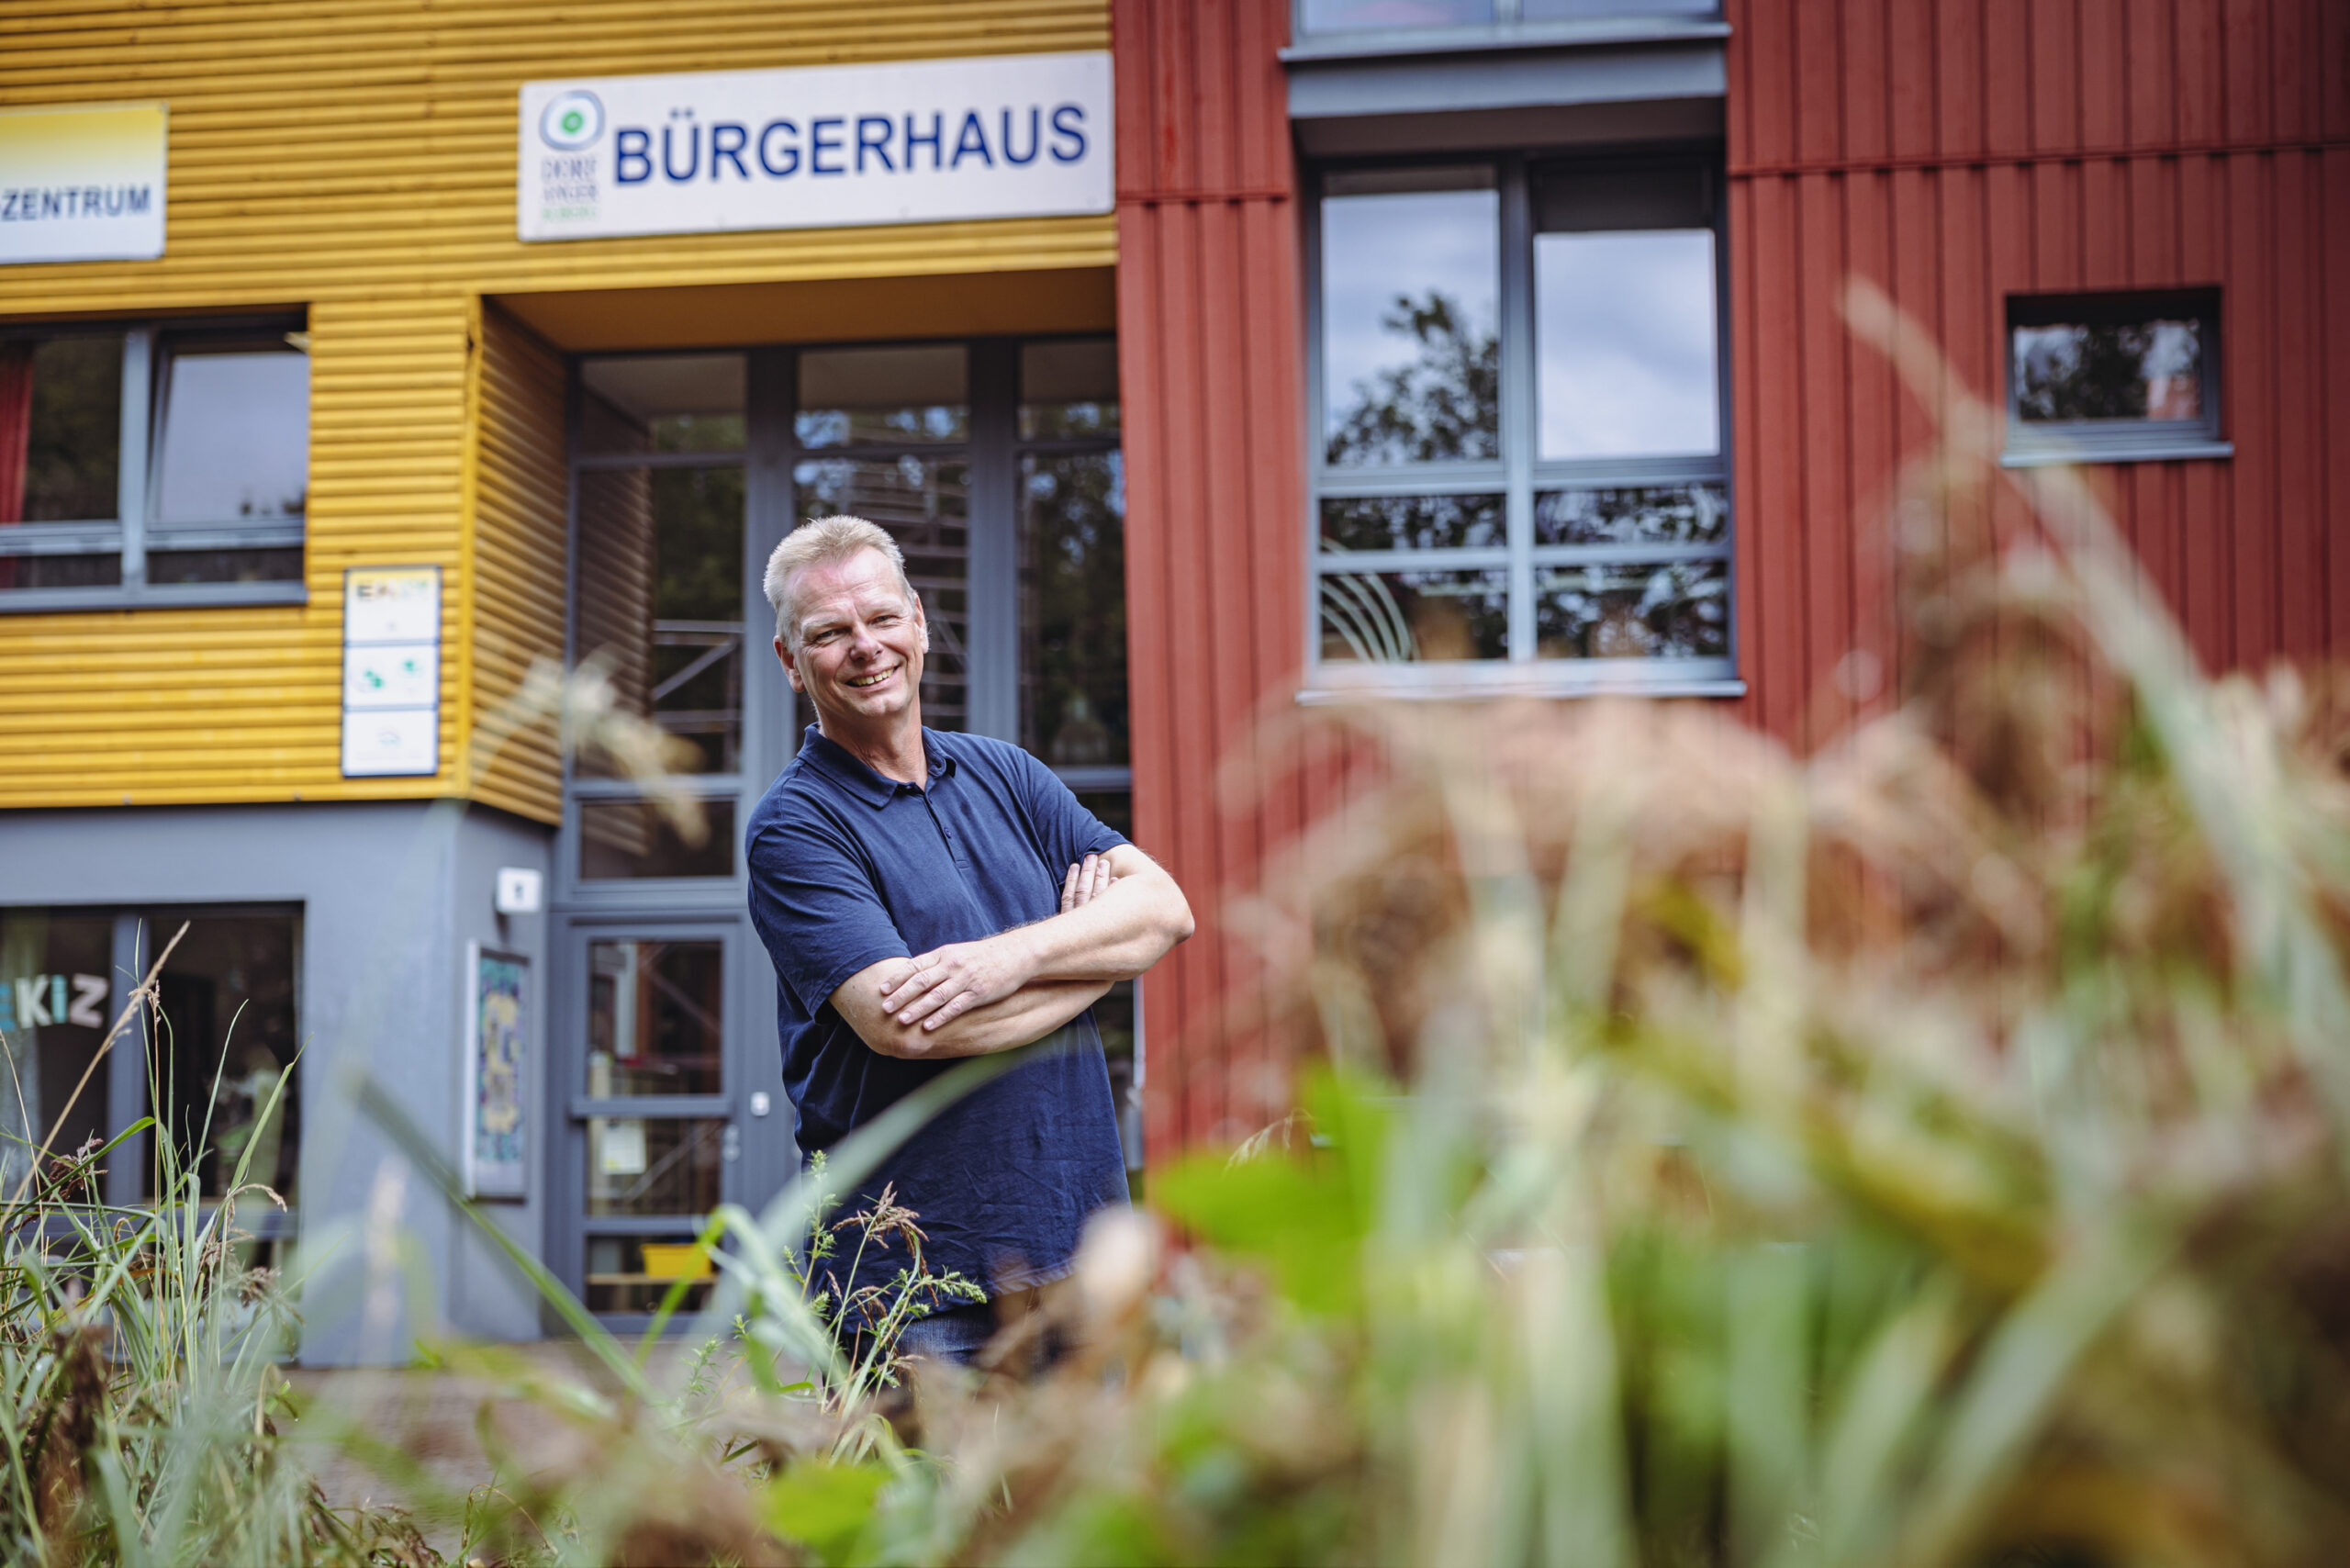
[463,303,568,823]
[0,0,1113,811]
[0,294,470,805]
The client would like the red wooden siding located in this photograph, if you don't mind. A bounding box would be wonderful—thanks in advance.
[1114,0,2350,1155]
[1724,0,2350,746]
[1113,0,1308,1159]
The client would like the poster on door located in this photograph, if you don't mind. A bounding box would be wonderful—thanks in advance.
[463,943,530,1200]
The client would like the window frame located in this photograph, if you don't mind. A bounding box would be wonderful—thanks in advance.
[1302,148,1740,700]
[1288,0,1725,53]
[0,315,311,613]
[2000,289,2231,468]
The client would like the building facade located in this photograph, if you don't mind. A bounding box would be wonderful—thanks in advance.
[0,0,2341,1359]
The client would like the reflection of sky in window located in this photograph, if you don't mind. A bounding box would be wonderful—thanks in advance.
[2144,320,2199,380]
[1301,0,1491,28]
[156,353,309,521]
[1523,0,1718,17]
[1321,188,1498,442]
[1536,230,1718,460]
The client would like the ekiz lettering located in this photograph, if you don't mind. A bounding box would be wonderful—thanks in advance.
[1,185,151,220]
[0,974,109,1031]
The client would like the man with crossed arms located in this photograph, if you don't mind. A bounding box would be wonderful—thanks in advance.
[744,515,1193,1367]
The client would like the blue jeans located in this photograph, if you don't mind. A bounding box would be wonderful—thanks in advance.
[890,1302,996,1369]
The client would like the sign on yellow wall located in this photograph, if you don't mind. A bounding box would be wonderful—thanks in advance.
[0,103,165,264]
[341,566,442,778]
[517,53,1112,242]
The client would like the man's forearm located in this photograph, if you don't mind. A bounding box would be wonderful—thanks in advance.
[1006,867,1193,983]
[878,846,1193,1035]
[857,976,1111,1060]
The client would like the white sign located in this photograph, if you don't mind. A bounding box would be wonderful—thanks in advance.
[344,566,442,644]
[517,51,1113,242]
[341,566,441,778]
[343,709,438,778]
[0,103,165,265]
[342,644,439,710]
[599,1118,647,1177]
[493,868,543,916]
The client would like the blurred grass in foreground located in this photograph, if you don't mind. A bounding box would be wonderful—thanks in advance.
[776,281,2350,1567]
[330,285,2350,1567]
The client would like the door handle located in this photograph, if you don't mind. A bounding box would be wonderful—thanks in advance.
[722,1124,742,1163]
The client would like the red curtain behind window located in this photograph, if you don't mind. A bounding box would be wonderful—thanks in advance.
[0,342,31,524]
[0,342,30,588]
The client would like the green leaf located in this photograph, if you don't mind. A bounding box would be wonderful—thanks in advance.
[764,1459,890,1565]
[1150,1069,1393,1316]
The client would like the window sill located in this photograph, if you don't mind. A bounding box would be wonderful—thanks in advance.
[2000,439,2234,468]
[0,581,309,614]
[1298,670,1744,704]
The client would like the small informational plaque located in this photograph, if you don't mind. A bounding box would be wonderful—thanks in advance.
[463,943,530,1201]
[341,566,442,778]
[0,103,166,265]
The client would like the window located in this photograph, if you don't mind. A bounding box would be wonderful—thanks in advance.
[794,345,975,730]
[565,339,1132,882]
[0,321,309,608]
[573,353,749,883]
[1310,155,1733,692]
[2003,292,2228,466]
[0,906,301,1252]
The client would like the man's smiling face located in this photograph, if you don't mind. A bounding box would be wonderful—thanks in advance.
[778,547,928,735]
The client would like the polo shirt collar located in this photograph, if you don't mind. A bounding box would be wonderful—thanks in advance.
[800,724,955,807]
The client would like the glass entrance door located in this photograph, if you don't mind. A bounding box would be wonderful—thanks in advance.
[554,336,1130,1325]
[573,925,735,1314]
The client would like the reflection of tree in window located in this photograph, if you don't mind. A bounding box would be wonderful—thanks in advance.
[1325,293,1499,466]
[146,915,301,1203]
[1321,493,1503,553]
[2016,320,2201,422]
[0,912,112,1203]
[650,466,745,775]
[11,336,123,523]
[1021,454,1126,767]
[1535,485,1728,547]
[1536,560,1729,660]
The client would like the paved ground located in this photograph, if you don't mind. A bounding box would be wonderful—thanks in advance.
[284,1339,699,1560]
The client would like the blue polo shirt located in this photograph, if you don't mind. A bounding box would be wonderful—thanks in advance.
[744,724,1131,1311]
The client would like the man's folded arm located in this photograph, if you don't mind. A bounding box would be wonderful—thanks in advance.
[874,844,1192,1034]
[830,956,1112,1060]
[1021,844,1195,983]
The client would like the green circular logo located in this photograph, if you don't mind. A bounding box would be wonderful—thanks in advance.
[540,91,603,151]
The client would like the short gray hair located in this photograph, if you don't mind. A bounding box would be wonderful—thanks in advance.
[762,515,914,647]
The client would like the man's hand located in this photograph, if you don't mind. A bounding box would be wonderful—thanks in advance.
[878,934,1033,1031]
[835,958,1109,1060]
[881,855,1114,1032]
[1060,852,1113,913]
